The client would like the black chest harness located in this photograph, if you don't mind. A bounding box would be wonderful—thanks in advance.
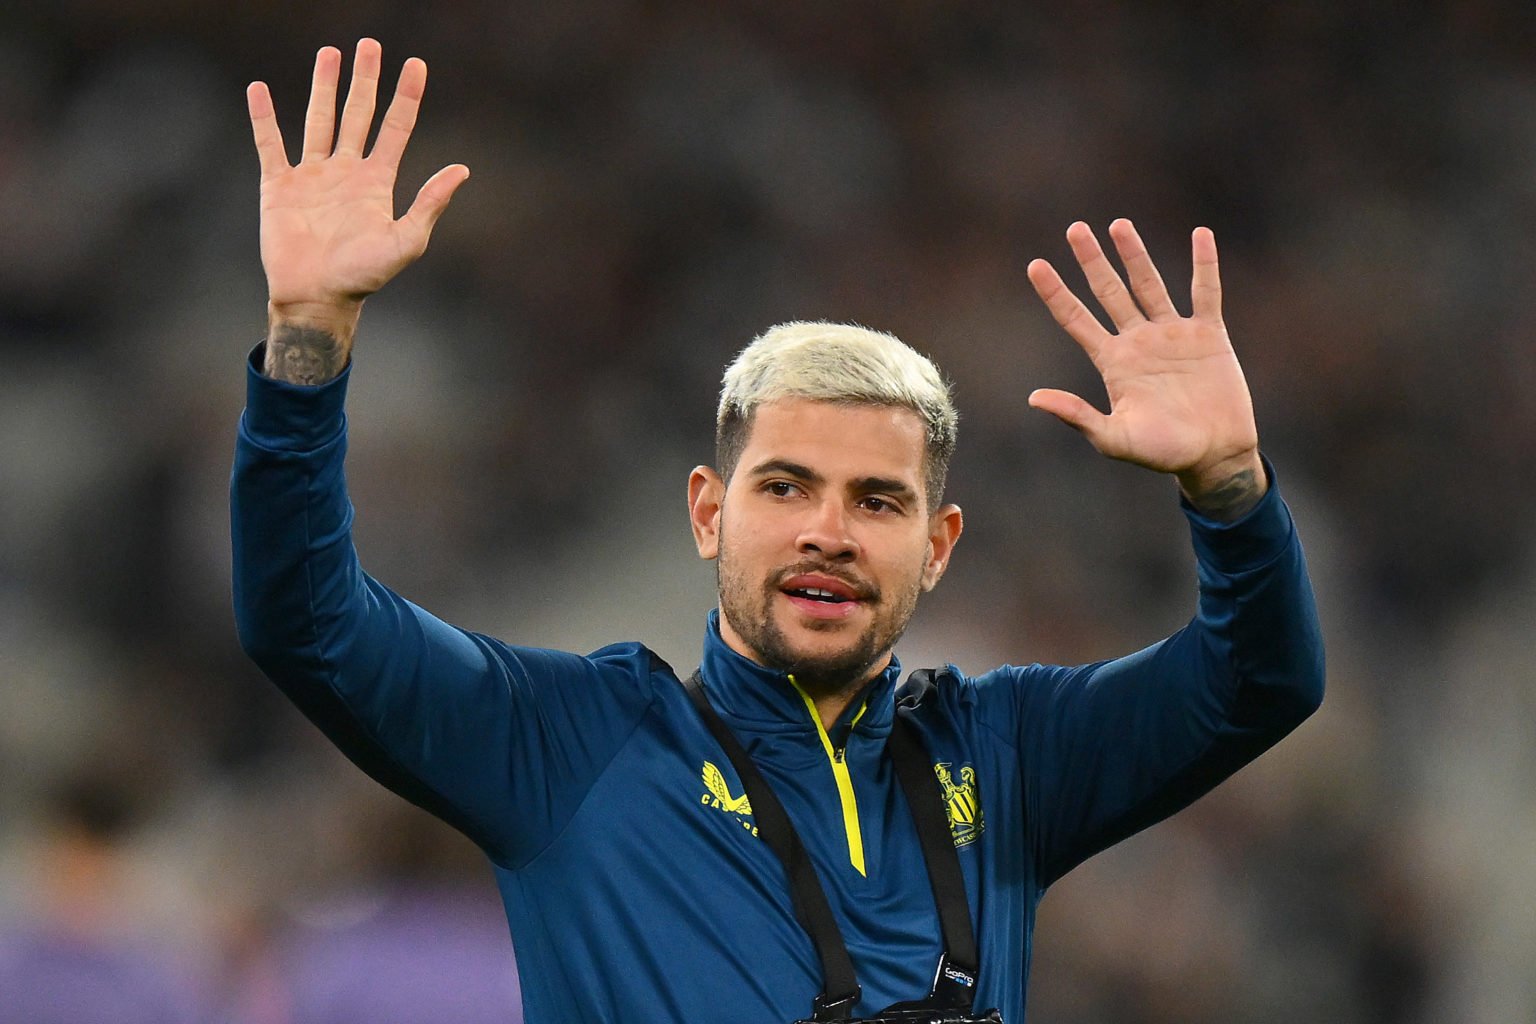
[683,670,1004,1024]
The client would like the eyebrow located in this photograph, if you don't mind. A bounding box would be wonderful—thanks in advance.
[747,459,920,504]
[856,476,920,503]
[747,458,823,484]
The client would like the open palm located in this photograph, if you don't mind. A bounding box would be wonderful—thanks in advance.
[1027,221,1261,494]
[248,40,467,315]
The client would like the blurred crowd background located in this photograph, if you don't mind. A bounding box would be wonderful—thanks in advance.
[4,1,1536,1021]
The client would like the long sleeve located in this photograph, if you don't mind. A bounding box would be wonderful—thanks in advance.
[230,349,657,868]
[984,461,1325,888]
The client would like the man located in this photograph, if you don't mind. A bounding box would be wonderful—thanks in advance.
[233,39,1324,1024]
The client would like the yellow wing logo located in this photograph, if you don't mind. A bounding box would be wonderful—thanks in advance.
[702,760,752,815]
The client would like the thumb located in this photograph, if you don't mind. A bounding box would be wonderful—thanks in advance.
[1028,388,1109,444]
[398,163,471,250]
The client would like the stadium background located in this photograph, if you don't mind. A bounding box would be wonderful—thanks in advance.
[3,2,1534,1021]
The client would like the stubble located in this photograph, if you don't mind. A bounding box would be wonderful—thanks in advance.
[715,528,925,700]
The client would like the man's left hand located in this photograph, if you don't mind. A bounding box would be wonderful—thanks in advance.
[1027,219,1266,521]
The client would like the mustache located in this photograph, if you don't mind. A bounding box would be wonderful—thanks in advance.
[771,561,880,602]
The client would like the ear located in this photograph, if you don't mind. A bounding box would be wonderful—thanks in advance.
[920,503,963,591]
[688,466,725,560]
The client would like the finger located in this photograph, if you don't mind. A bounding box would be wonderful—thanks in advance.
[1027,388,1111,447]
[397,163,471,252]
[369,56,428,170]
[301,45,342,161]
[334,38,382,158]
[246,81,290,178]
[1108,218,1178,321]
[1065,221,1146,331]
[1190,226,1222,322]
[1027,257,1110,360]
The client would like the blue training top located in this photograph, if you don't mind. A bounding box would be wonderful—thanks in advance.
[231,351,1324,1024]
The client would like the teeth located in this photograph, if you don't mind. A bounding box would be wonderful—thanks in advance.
[791,587,847,602]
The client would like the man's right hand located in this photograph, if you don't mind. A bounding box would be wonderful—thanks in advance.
[247,38,469,384]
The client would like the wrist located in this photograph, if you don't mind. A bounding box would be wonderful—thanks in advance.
[267,299,362,337]
[1177,448,1266,522]
[263,301,360,386]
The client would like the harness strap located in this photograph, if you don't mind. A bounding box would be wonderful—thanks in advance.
[683,669,980,1019]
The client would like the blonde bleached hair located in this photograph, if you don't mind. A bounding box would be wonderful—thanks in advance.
[715,321,958,509]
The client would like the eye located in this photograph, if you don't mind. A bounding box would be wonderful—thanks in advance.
[763,480,801,498]
[858,495,902,515]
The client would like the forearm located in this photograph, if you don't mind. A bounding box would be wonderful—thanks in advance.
[230,352,665,867]
[230,352,517,852]
[1185,471,1325,724]
[231,347,487,702]
[232,345,361,670]
[1025,465,1323,882]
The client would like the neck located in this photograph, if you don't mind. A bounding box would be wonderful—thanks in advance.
[712,612,892,728]
[787,666,888,731]
[807,689,859,731]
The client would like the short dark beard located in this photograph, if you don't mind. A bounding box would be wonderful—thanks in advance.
[730,586,894,699]
[715,527,924,702]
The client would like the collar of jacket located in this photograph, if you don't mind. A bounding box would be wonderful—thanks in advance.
[697,609,902,741]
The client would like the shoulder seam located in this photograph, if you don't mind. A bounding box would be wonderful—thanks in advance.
[501,651,667,872]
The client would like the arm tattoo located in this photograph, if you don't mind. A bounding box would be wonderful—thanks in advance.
[264,324,347,385]
[1186,467,1263,522]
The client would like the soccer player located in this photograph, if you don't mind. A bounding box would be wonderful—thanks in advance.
[234,39,1323,1024]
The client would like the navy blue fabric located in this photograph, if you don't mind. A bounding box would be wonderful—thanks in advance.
[231,352,1324,1023]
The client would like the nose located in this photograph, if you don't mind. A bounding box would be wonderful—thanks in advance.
[796,497,860,562]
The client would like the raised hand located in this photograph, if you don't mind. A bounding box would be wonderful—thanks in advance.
[247,39,469,384]
[1026,220,1266,520]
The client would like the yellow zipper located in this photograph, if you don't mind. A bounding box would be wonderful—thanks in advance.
[789,675,869,876]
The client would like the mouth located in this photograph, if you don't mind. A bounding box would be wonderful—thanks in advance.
[778,573,868,620]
